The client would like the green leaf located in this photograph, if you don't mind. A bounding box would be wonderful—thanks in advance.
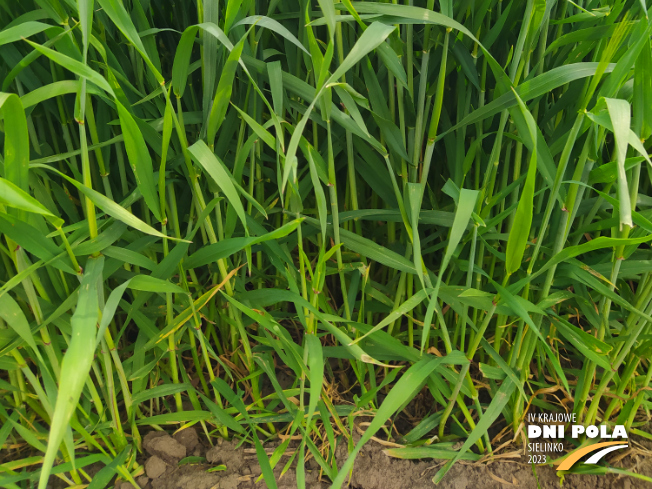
[198,392,245,434]
[96,0,163,82]
[86,448,130,489]
[301,141,328,245]
[551,316,612,371]
[116,102,161,222]
[0,178,62,227]
[443,188,478,271]
[127,275,187,295]
[188,140,250,234]
[23,40,115,96]
[21,80,104,109]
[520,234,652,288]
[207,35,246,146]
[317,0,337,39]
[0,293,41,360]
[337,225,416,274]
[305,334,324,427]
[131,383,191,405]
[384,446,479,461]
[233,16,309,55]
[0,21,53,46]
[352,288,429,344]
[172,26,199,98]
[231,103,275,149]
[633,28,652,140]
[0,93,29,194]
[77,0,93,58]
[184,219,302,269]
[505,89,537,276]
[39,256,104,489]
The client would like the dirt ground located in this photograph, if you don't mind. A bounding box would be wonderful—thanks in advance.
[105,427,652,489]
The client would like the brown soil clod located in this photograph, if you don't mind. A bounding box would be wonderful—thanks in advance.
[174,427,200,452]
[143,432,187,465]
[137,475,151,488]
[145,455,168,479]
[149,465,222,489]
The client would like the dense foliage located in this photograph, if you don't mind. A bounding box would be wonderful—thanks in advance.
[1,0,652,486]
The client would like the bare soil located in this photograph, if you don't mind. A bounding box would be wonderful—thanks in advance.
[109,427,652,489]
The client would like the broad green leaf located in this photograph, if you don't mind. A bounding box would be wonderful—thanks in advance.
[505,152,536,276]
[231,104,275,149]
[198,392,245,434]
[352,288,428,344]
[86,447,130,489]
[233,16,309,54]
[127,275,187,295]
[337,225,416,274]
[505,89,537,276]
[21,80,104,108]
[317,0,337,38]
[0,293,41,359]
[301,141,328,245]
[585,110,650,165]
[0,93,29,193]
[39,256,104,489]
[551,316,612,371]
[184,219,302,269]
[96,0,163,82]
[407,182,425,287]
[116,102,161,222]
[136,411,213,425]
[188,141,250,234]
[131,383,191,405]
[24,40,115,96]
[385,446,479,461]
[0,178,63,227]
[443,188,478,271]
[0,21,52,46]
[305,334,324,427]
[172,26,199,98]
[443,62,615,140]
[207,36,246,146]
[333,84,371,138]
[521,234,652,287]
[633,29,652,140]
[0,214,72,273]
[223,0,243,33]
[76,0,93,58]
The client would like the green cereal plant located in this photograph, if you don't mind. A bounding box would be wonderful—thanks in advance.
[0,0,652,487]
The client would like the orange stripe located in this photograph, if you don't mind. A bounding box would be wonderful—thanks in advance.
[556,441,627,471]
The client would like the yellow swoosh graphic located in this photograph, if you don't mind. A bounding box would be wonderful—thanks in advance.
[556,441,628,471]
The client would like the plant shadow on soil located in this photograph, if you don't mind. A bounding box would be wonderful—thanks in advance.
[99,427,652,489]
